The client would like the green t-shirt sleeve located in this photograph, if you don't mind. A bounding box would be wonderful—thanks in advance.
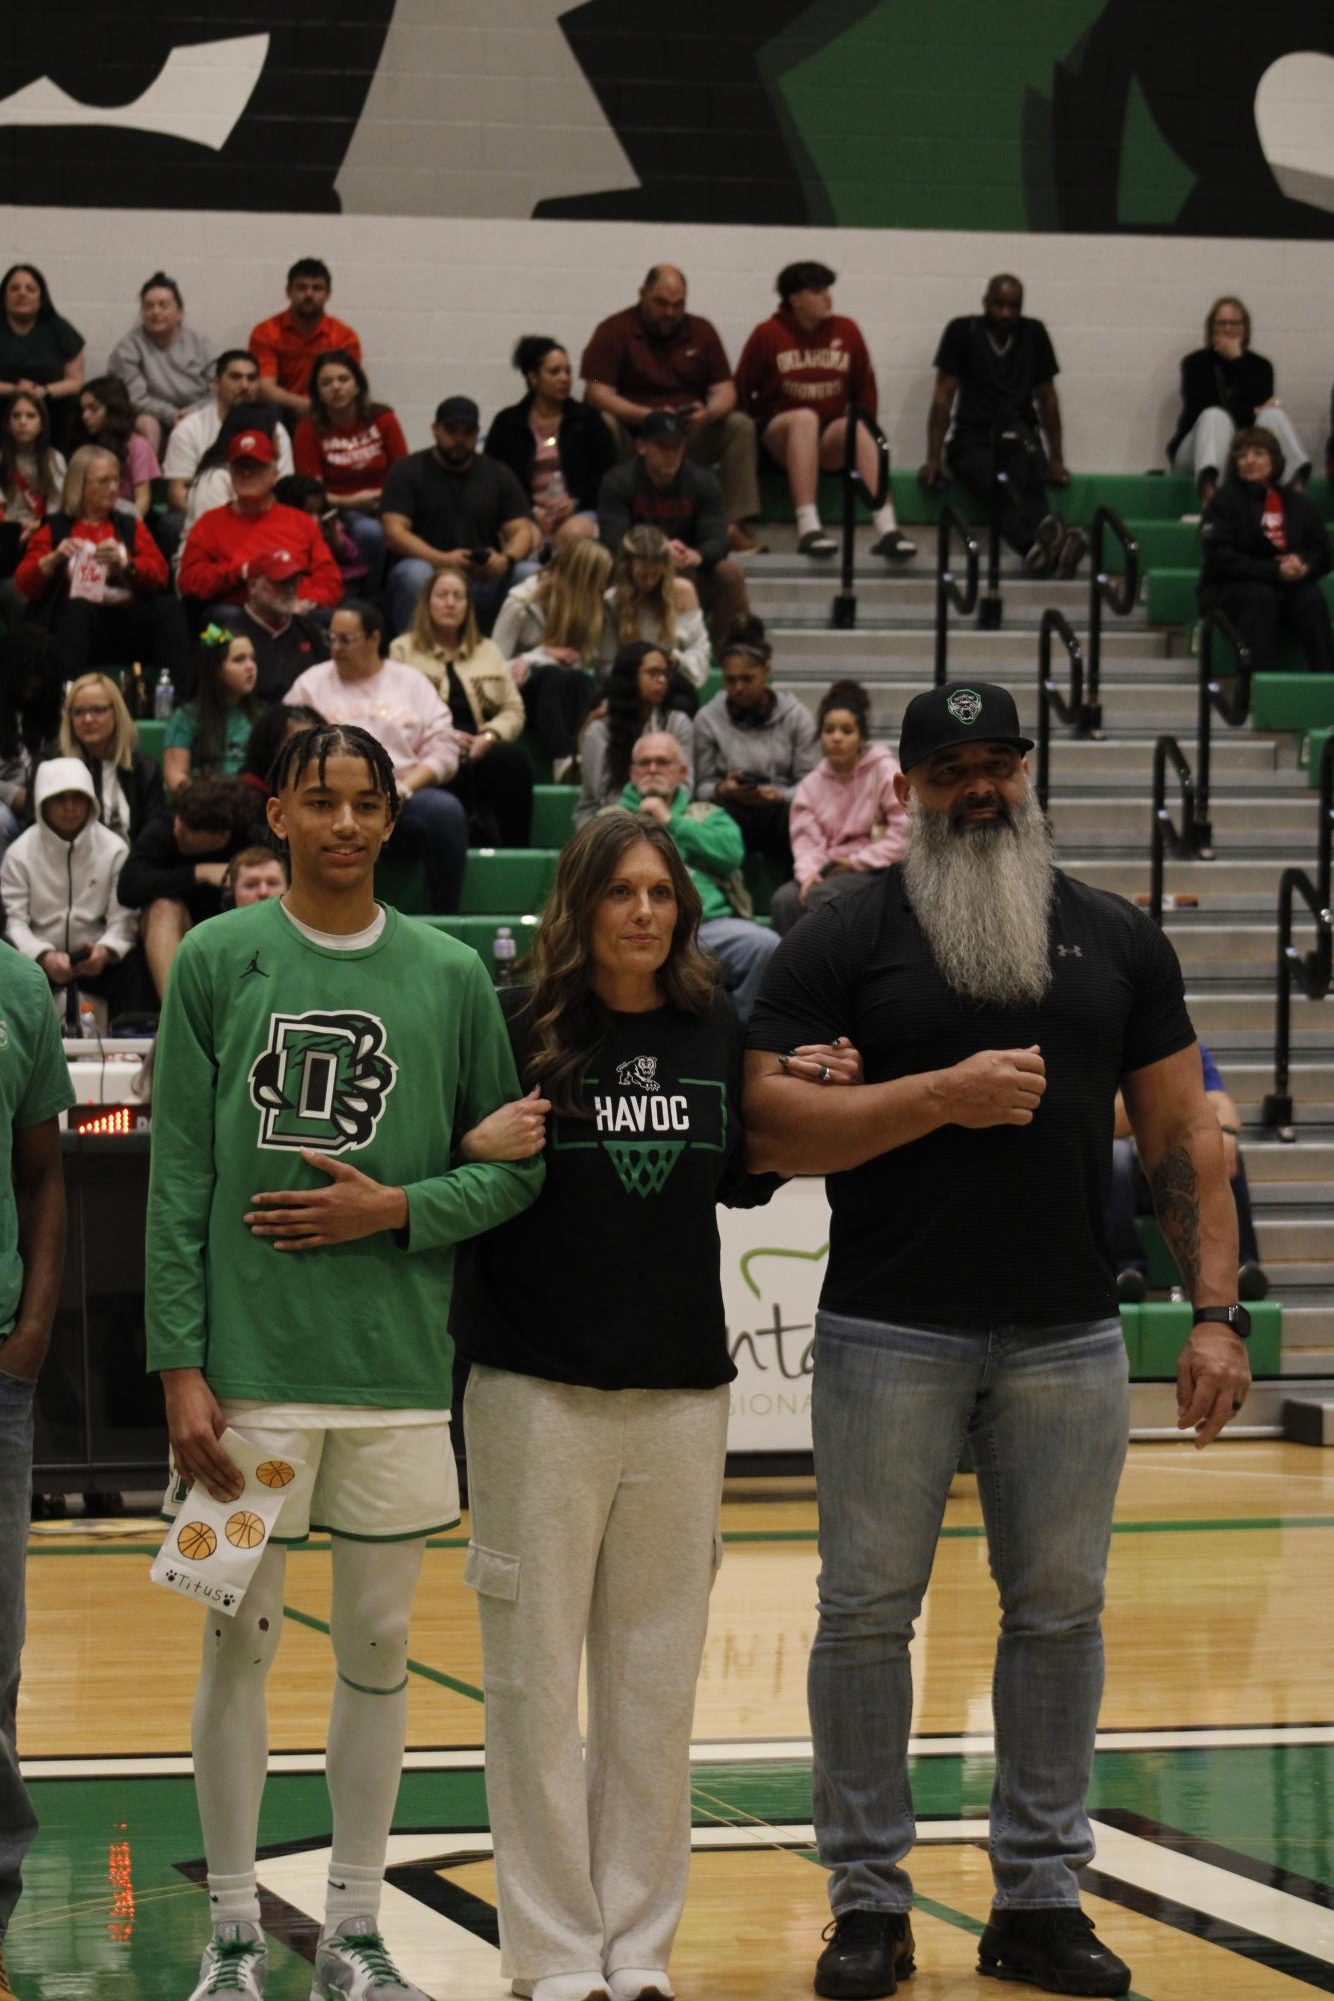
[163,705,198,751]
[401,956,544,1252]
[145,937,219,1372]
[16,982,76,1128]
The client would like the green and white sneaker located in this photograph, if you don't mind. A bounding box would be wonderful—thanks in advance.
[187,1921,267,1998]
[311,1918,426,1999]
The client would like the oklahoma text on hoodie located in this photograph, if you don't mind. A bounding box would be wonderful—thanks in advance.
[0,756,137,964]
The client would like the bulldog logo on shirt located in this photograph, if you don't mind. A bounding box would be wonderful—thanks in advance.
[248,1010,397,1152]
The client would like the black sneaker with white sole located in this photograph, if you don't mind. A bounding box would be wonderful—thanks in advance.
[814,1910,916,1998]
[869,530,917,560]
[798,528,838,557]
[1023,514,1065,576]
[977,1908,1130,1996]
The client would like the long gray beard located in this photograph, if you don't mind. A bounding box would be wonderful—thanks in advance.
[902,787,1055,1007]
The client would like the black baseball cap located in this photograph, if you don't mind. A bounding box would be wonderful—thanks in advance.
[641,407,689,441]
[897,681,1034,772]
[435,395,479,427]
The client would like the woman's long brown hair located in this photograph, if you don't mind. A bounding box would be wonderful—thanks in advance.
[522,812,718,1115]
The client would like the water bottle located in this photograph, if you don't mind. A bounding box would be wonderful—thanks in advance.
[78,998,98,1040]
[153,668,174,720]
[493,926,516,988]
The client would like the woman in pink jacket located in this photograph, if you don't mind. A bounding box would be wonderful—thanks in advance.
[769,679,908,934]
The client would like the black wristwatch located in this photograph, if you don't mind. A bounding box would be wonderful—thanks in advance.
[1192,1304,1252,1340]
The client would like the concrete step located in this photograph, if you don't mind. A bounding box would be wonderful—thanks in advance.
[1232,1136,1334,1176]
[1166,930,1315,970]
[1239,1214,1334,1258]
[746,573,1148,623]
[1181,993,1332,1037]
[1010,739,1285,781]
[1070,857,1301,898]
[782,677,1215,733]
[1047,796,1315,838]
[769,625,1165,666]
[1260,1258,1334,1287]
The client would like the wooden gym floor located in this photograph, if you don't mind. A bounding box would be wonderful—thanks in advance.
[12,1440,1334,1999]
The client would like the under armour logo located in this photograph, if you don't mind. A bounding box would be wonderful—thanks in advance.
[1055,944,1082,958]
[241,952,268,980]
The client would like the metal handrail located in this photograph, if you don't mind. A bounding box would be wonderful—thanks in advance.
[934,505,980,687]
[1035,607,1084,815]
[1085,506,1139,737]
[1148,735,1198,927]
[831,402,890,631]
[1193,606,1254,856]
[1261,732,1334,1140]
[977,420,1006,630]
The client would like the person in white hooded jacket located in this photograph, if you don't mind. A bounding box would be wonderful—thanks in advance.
[0,755,146,1020]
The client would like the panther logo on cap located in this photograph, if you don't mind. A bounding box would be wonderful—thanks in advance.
[946,688,983,726]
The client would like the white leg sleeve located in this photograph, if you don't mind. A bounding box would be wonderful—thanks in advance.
[323,1535,425,1918]
[192,1541,288,1900]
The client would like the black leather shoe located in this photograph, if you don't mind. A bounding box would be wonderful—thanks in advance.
[978,1908,1130,1995]
[814,1910,915,1998]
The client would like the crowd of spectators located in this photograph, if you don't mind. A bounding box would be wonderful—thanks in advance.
[0,247,1328,1029]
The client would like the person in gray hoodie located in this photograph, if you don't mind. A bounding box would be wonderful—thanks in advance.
[106,274,215,456]
[0,756,147,1023]
[692,614,818,869]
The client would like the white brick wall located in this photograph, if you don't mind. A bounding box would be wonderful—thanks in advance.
[11,206,1330,488]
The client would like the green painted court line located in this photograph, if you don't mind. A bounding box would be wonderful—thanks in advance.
[281,1603,486,1705]
[29,1515,1334,1560]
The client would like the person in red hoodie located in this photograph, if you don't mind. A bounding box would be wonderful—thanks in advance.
[177,427,343,627]
[735,262,914,562]
[15,444,190,691]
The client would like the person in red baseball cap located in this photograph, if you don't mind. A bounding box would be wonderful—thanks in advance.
[178,427,343,628]
[233,548,329,703]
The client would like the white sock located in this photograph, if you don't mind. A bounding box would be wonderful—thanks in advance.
[795,503,822,537]
[206,1870,261,1929]
[872,500,900,535]
[322,1860,387,1935]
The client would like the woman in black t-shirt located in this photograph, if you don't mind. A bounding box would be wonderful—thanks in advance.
[451,815,845,2001]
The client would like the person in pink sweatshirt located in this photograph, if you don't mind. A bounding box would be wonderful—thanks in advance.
[769,679,908,934]
[286,597,468,913]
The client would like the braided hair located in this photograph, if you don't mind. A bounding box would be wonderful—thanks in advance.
[270,721,401,821]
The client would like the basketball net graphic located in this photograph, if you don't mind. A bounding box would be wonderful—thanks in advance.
[603,1138,686,1198]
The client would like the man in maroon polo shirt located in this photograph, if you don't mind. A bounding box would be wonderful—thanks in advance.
[581,264,764,552]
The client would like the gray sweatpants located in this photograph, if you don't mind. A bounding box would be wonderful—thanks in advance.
[463,1364,730,1983]
[1177,402,1311,486]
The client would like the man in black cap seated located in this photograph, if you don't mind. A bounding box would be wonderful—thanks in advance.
[381,395,539,634]
[744,681,1250,2001]
[597,406,750,645]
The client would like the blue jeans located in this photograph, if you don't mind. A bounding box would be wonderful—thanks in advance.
[0,1366,38,1936]
[341,509,385,590]
[808,1310,1129,1914]
[394,784,468,913]
[698,917,779,1026]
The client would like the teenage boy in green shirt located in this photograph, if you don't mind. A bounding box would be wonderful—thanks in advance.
[148,722,541,2001]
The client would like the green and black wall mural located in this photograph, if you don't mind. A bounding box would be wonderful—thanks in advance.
[4,0,1331,233]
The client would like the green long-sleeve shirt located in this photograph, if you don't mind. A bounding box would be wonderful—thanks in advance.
[616,784,742,921]
[146,899,542,1407]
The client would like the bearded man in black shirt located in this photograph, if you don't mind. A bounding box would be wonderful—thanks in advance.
[744,682,1250,2001]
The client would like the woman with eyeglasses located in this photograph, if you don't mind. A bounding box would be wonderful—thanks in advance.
[1167,296,1312,505]
[32,672,165,844]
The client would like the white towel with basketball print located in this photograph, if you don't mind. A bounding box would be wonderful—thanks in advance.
[150,1429,305,1616]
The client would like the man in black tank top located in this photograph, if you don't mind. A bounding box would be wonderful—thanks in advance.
[745,682,1250,2001]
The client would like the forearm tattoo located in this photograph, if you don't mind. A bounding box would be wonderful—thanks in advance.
[1150,1143,1202,1294]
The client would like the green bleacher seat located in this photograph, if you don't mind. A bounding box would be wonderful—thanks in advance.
[530,785,578,846]
[458,848,558,916]
[1304,727,1332,787]
[1120,1300,1281,1379]
[135,719,166,764]
[425,914,542,963]
[374,850,433,915]
[1249,675,1334,731]
[1120,520,1203,569]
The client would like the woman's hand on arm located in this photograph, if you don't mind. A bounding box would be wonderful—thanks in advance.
[458,1088,550,1163]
